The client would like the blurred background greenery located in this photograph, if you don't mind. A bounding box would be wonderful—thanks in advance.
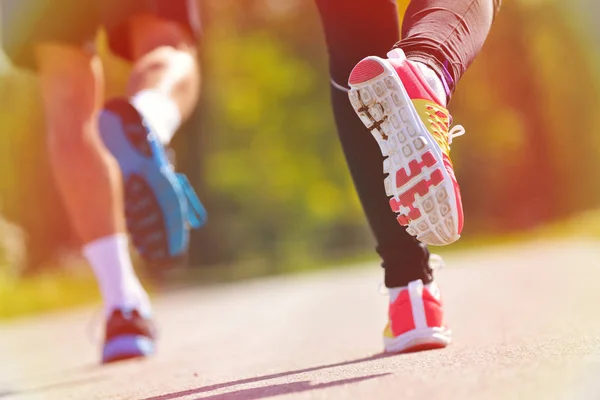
[1,0,599,318]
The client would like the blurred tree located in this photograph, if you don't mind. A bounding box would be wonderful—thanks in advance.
[2,0,600,275]
[0,68,74,272]
[453,0,600,232]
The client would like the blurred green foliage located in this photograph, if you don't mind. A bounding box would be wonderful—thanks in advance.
[0,0,599,278]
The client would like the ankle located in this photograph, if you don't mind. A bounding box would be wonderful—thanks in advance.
[83,234,152,316]
[413,62,448,107]
[130,89,182,145]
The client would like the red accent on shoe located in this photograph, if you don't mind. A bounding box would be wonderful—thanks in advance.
[408,208,421,221]
[349,59,385,85]
[396,151,437,187]
[434,110,447,120]
[389,290,415,336]
[397,214,410,226]
[398,169,444,206]
[389,198,401,213]
[442,154,464,233]
[389,198,421,221]
[423,289,444,328]
[387,57,443,105]
[389,167,444,223]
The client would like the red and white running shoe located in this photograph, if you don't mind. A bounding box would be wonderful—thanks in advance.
[348,49,465,246]
[384,278,451,353]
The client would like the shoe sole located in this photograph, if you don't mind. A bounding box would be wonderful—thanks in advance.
[102,334,155,364]
[348,57,462,246]
[100,99,189,264]
[384,327,451,354]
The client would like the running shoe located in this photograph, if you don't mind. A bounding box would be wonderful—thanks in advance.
[102,308,156,364]
[384,278,451,353]
[99,98,207,265]
[348,49,465,246]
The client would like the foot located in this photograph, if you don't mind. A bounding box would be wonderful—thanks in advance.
[102,308,156,364]
[348,49,464,246]
[99,98,207,266]
[384,279,451,354]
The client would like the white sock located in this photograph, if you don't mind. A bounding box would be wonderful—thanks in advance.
[414,62,448,107]
[83,234,151,317]
[131,89,182,145]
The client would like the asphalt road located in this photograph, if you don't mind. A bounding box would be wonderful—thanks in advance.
[2,239,600,400]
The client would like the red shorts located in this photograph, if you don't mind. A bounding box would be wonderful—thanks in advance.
[1,0,202,70]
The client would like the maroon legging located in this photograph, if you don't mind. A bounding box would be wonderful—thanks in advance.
[397,0,502,96]
[315,0,500,287]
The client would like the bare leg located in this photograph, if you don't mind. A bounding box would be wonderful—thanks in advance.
[127,14,200,144]
[36,43,150,315]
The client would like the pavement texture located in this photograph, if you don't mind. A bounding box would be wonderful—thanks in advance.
[2,239,600,400]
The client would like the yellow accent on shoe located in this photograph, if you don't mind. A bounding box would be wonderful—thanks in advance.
[412,99,452,158]
[383,322,394,339]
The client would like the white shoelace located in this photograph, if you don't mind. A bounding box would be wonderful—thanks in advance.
[428,253,446,270]
[448,125,466,145]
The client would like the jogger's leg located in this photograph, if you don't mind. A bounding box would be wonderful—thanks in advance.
[315,0,433,288]
[35,44,150,316]
[316,0,501,354]
[98,2,206,264]
[126,13,200,145]
[396,0,502,100]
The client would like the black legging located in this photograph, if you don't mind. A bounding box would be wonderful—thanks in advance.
[315,0,500,287]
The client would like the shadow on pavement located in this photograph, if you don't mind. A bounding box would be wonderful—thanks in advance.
[0,375,106,399]
[194,374,391,399]
[141,353,395,400]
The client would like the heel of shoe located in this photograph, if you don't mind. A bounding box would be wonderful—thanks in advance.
[349,57,386,85]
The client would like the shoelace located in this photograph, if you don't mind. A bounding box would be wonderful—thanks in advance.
[388,48,466,148]
[448,125,466,145]
[379,254,446,295]
[428,253,446,270]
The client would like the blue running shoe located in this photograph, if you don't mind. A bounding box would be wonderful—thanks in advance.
[102,308,156,364]
[99,98,207,266]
